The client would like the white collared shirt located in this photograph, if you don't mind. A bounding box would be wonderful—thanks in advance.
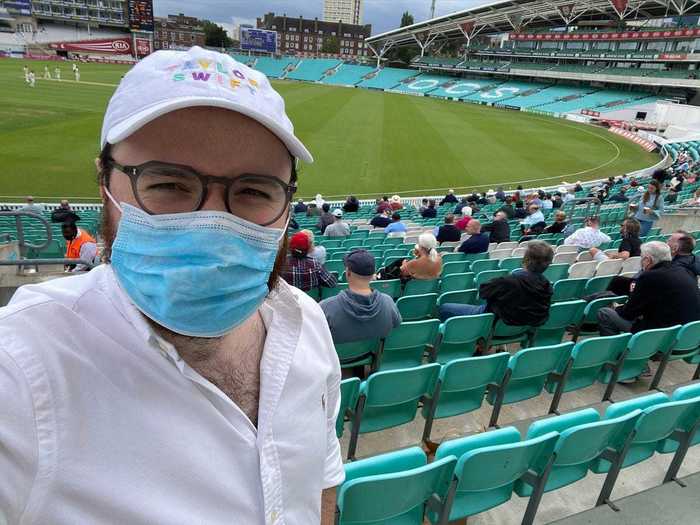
[0,265,344,525]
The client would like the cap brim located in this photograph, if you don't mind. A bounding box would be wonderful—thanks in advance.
[104,96,313,163]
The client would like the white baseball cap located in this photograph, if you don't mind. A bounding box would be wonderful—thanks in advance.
[332,209,343,217]
[100,46,312,163]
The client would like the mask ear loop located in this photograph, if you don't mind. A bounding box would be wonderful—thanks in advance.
[103,187,123,214]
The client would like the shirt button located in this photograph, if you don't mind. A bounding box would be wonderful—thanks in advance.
[269,511,278,523]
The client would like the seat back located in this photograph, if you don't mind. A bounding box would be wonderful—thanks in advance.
[470,258,499,274]
[396,293,438,321]
[595,259,623,277]
[337,378,361,437]
[552,252,577,265]
[552,278,587,302]
[499,257,524,271]
[562,333,631,392]
[617,326,681,382]
[380,320,440,371]
[439,272,475,293]
[427,354,509,419]
[335,338,381,367]
[568,261,597,279]
[672,320,700,354]
[321,282,350,300]
[441,261,469,277]
[622,256,641,273]
[490,248,514,260]
[583,275,613,296]
[475,269,509,289]
[339,447,456,525]
[658,384,700,451]
[404,279,439,296]
[543,263,569,283]
[581,295,628,325]
[533,300,586,346]
[369,278,402,299]
[359,363,441,434]
[441,252,466,263]
[436,313,494,364]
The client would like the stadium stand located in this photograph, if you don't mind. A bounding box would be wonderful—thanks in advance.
[389,73,457,95]
[322,64,375,86]
[462,80,551,103]
[428,77,499,99]
[253,56,298,78]
[357,67,419,89]
[286,58,342,82]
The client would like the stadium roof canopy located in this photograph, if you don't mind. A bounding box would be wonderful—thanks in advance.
[365,0,700,54]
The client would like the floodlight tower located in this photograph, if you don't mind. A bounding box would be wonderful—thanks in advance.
[430,0,436,18]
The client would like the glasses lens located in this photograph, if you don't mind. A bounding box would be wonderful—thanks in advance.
[228,175,289,226]
[135,164,203,214]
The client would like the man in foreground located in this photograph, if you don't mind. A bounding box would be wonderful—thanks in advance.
[0,47,343,524]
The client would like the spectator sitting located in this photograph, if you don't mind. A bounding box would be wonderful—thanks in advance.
[324,209,350,238]
[453,197,471,216]
[574,181,583,192]
[597,241,700,336]
[343,195,359,213]
[608,187,629,203]
[486,190,497,205]
[513,200,527,219]
[21,195,45,215]
[62,216,98,272]
[564,216,611,249]
[476,193,489,206]
[390,195,403,211]
[400,233,442,280]
[495,187,506,202]
[668,230,700,278]
[300,229,326,266]
[51,200,74,223]
[629,177,639,188]
[498,197,515,220]
[376,196,392,214]
[435,214,461,244]
[305,202,320,217]
[293,198,307,214]
[282,232,337,292]
[418,198,429,214]
[590,218,641,262]
[457,220,489,254]
[544,211,567,234]
[551,194,563,209]
[438,241,554,326]
[421,199,437,218]
[439,189,458,206]
[384,213,407,235]
[316,203,334,234]
[481,211,510,244]
[319,249,401,345]
[370,209,392,229]
[520,204,545,236]
[541,193,553,210]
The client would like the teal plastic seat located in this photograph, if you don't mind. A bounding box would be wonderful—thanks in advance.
[404,278,439,296]
[305,287,321,301]
[337,378,361,438]
[439,272,474,293]
[551,278,587,302]
[440,252,466,263]
[470,258,499,275]
[489,319,533,348]
[343,239,365,249]
[543,264,569,283]
[432,428,559,525]
[475,269,508,289]
[369,278,402,299]
[546,333,631,413]
[338,447,456,525]
[441,261,469,277]
[347,364,441,459]
[437,289,477,308]
[571,295,628,340]
[397,293,438,321]
[321,282,349,300]
[499,257,523,271]
[532,300,586,346]
[583,275,613,296]
[651,320,700,389]
[335,338,382,370]
[379,320,440,371]
[324,259,346,275]
[487,343,574,427]
[656,383,700,483]
[435,313,494,364]
[422,354,509,444]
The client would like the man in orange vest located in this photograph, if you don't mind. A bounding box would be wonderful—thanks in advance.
[62,218,99,271]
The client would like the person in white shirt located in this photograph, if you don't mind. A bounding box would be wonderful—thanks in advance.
[28,70,35,87]
[0,47,343,525]
[43,65,51,79]
[74,66,80,82]
[54,66,61,81]
[564,216,612,249]
[301,228,327,265]
[22,65,28,82]
[20,195,44,214]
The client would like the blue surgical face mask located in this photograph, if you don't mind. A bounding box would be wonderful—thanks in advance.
[108,199,286,338]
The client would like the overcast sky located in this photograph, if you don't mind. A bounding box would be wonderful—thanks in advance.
[154,0,480,37]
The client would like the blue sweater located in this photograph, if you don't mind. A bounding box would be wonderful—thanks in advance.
[458,233,490,254]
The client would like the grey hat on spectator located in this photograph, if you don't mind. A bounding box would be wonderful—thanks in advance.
[344,249,376,276]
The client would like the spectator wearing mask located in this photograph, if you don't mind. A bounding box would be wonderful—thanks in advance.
[51,200,74,223]
[21,195,45,215]
[514,201,527,219]
[300,229,326,266]
[282,232,337,292]
[597,241,700,336]
[390,195,403,211]
[320,250,401,345]
[498,197,515,220]
[457,220,489,254]
[293,199,307,214]
[439,189,458,206]
[629,180,664,237]
[421,199,437,218]
[376,196,392,214]
[316,203,334,234]
[564,216,611,249]
[324,209,350,238]
[435,214,461,244]
[608,187,629,203]
[400,233,442,280]
[439,241,554,325]
[62,216,99,272]
[384,213,407,235]
[481,211,510,244]
[454,197,471,216]
[370,209,392,229]
[668,230,700,278]
[342,195,359,213]
[590,219,641,262]
[544,211,567,234]
[520,204,546,236]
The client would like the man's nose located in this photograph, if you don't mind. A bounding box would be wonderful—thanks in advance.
[199,182,228,212]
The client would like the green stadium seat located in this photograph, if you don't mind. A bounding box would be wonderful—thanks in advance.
[335,338,382,371]
[337,378,361,438]
[551,278,587,302]
[404,278,439,296]
[650,320,700,389]
[434,313,495,364]
[543,264,571,283]
[439,272,475,293]
[532,300,586,347]
[369,278,402,299]
[499,257,523,271]
[441,261,470,277]
[432,428,559,525]
[382,255,405,268]
[570,295,627,341]
[397,293,438,321]
[470,258,499,274]
[475,269,508,290]
[347,363,441,460]
[338,447,456,525]
[421,354,509,445]
[436,289,478,308]
[440,252,466,263]
[321,282,349,300]
[379,320,440,371]
[489,319,533,349]
[657,384,700,484]
[583,275,614,296]
[487,343,574,427]
[305,287,321,302]
[324,259,346,275]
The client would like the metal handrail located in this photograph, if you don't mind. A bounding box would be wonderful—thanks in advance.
[0,210,52,256]
[0,258,95,270]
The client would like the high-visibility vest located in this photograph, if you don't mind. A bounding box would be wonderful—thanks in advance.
[65,229,98,260]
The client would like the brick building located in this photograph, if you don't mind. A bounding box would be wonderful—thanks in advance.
[153,13,205,51]
[256,12,371,57]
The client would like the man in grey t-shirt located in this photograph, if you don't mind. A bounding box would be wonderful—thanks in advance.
[324,209,350,238]
[320,249,401,345]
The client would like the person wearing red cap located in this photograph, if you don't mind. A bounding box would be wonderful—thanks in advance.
[282,231,338,292]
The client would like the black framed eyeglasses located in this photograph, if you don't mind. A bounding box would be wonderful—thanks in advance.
[105,158,296,226]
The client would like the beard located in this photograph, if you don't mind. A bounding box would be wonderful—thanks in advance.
[101,201,290,351]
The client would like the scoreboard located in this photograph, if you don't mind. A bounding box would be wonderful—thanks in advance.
[128,0,154,32]
[241,28,277,53]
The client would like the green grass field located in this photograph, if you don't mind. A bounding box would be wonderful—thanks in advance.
[0,58,659,201]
